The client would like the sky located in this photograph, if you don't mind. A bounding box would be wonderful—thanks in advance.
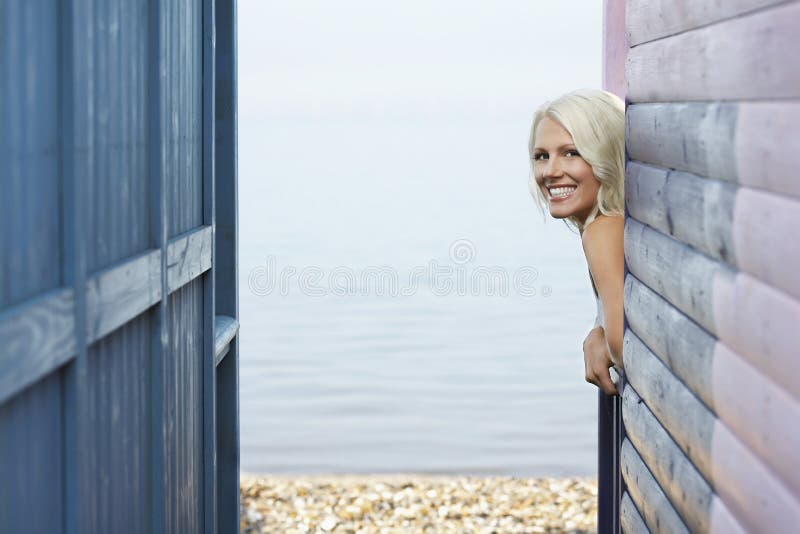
[238,1,603,121]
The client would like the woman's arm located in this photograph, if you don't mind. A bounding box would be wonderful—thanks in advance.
[582,215,625,367]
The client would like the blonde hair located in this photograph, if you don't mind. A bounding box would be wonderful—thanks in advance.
[528,89,625,234]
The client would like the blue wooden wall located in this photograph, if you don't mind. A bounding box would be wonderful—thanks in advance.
[0,0,239,532]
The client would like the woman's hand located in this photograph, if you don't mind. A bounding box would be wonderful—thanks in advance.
[583,326,618,395]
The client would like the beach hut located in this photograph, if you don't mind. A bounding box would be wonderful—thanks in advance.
[0,1,240,532]
[603,0,800,532]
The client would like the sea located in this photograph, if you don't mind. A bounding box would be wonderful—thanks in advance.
[237,113,599,477]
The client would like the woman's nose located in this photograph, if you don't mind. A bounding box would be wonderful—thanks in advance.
[542,157,563,178]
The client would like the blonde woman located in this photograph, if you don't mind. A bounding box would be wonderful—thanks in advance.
[528,89,625,396]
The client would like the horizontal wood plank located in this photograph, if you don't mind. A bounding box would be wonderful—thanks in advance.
[711,342,800,496]
[628,272,800,500]
[621,439,688,534]
[626,162,736,265]
[626,332,800,530]
[627,0,786,46]
[627,162,800,300]
[167,225,213,294]
[622,384,712,533]
[621,491,650,534]
[86,249,162,342]
[214,315,239,366]
[625,219,800,400]
[0,226,214,404]
[624,329,715,482]
[626,2,800,102]
[624,218,732,334]
[627,102,800,199]
[0,288,76,403]
[624,274,716,408]
[712,272,800,402]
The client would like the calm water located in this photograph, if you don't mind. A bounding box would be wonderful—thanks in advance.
[238,115,599,476]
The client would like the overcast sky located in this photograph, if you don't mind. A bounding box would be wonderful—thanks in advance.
[239,1,603,120]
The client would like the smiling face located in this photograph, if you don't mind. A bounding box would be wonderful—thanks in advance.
[532,116,601,225]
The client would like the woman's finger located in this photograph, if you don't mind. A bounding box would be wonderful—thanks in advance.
[594,367,618,395]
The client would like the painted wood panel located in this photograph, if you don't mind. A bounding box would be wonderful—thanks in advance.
[623,0,800,531]
[164,0,203,239]
[627,0,785,46]
[0,0,237,530]
[621,385,712,533]
[163,278,204,533]
[627,102,800,199]
[0,373,63,534]
[626,162,800,301]
[83,314,151,534]
[0,0,62,309]
[0,288,76,404]
[625,329,800,529]
[83,0,151,273]
[620,439,688,534]
[627,2,800,102]
[620,492,649,534]
[625,219,800,401]
[626,275,800,496]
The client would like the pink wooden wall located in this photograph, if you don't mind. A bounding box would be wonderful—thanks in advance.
[615,1,800,532]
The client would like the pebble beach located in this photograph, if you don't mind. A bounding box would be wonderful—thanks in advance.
[240,475,598,533]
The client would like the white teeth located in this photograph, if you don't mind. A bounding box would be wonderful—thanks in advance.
[549,186,577,198]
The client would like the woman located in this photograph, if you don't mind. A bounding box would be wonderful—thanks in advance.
[528,89,625,396]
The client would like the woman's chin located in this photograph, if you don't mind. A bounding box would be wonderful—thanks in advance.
[548,206,574,220]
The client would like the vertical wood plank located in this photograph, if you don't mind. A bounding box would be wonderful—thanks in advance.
[214,0,239,531]
[148,0,166,531]
[61,0,89,531]
[202,0,217,531]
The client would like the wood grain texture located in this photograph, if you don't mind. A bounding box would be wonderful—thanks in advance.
[201,0,217,530]
[0,373,63,534]
[84,314,151,533]
[622,384,712,533]
[85,249,162,342]
[732,187,800,301]
[214,315,238,362]
[627,102,800,199]
[711,342,800,497]
[626,103,737,183]
[621,439,688,534]
[621,491,650,534]
[710,419,800,531]
[624,218,733,334]
[214,0,241,530]
[626,0,786,46]
[627,329,800,530]
[626,2,800,102]
[712,271,800,401]
[626,274,800,496]
[166,225,213,294]
[0,0,62,311]
[627,162,800,300]
[0,288,76,404]
[624,330,714,480]
[626,162,737,266]
[624,274,716,408]
[625,218,800,395]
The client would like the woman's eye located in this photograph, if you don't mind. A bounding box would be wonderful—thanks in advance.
[565,150,580,157]
[534,153,548,161]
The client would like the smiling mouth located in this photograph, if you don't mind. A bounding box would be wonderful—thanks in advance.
[548,185,577,201]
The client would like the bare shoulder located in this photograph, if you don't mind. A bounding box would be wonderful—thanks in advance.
[581,214,624,251]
